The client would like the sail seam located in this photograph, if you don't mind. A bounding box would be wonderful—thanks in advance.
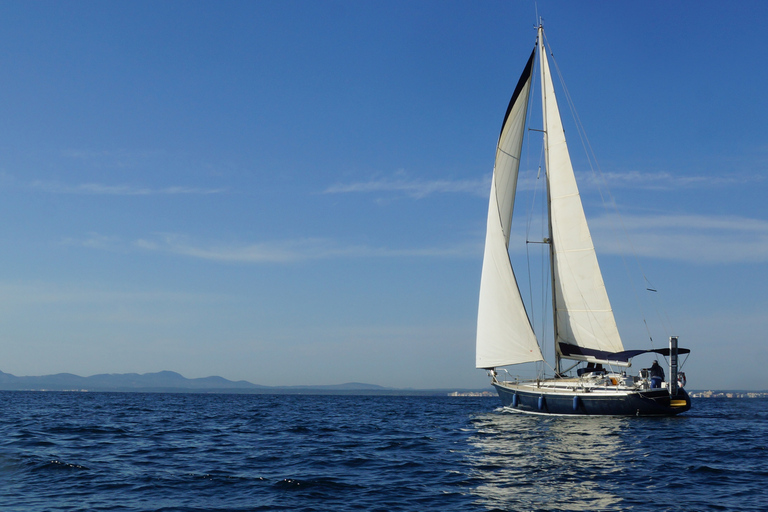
[497,148,521,161]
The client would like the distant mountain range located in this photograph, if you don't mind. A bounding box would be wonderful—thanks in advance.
[0,369,456,395]
[0,369,261,392]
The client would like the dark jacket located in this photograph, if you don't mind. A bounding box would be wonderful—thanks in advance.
[650,361,665,380]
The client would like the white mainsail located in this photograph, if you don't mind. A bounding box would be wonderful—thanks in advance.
[537,28,625,362]
[476,51,543,369]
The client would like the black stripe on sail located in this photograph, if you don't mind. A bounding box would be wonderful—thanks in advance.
[499,47,536,139]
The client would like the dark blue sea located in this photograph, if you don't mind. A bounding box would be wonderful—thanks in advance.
[1,392,766,511]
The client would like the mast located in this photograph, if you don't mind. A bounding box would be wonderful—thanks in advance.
[669,336,679,396]
[538,23,561,375]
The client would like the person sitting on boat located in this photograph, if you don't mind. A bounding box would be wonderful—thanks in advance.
[650,360,665,388]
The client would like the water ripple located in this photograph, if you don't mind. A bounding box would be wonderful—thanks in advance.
[1,392,767,511]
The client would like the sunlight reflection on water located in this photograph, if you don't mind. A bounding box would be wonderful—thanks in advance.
[470,410,640,511]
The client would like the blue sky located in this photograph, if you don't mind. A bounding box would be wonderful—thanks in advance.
[0,1,766,390]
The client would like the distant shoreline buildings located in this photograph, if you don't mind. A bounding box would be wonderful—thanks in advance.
[448,391,768,398]
[689,391,768,398]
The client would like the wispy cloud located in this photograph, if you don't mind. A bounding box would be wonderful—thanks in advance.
[30,180,226,196]
[580,170,764,191]
[323,169,762,200]
[68,211,768,266]
[65,232,477,263]
[590,213,768,263]
[135,235,315,263]
[134,234,478,263]
[63,233,125,252]
[323,173,489,198]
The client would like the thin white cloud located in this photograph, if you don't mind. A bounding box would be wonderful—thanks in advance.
[581,170,764,190]
[323,175,489,198]
[30,180,226,196]
[323,169,762,200]
[590,213,768,263]
[136,235,311,263]
[595,214,768,233]
[69,211,768,266]
[134,233,478,263]
[63,233,124,251]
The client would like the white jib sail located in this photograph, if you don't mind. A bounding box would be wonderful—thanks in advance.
[476,51,544,369]
[538,29,624,359]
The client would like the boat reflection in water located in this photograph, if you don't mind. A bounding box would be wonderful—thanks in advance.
[468,409,631,510]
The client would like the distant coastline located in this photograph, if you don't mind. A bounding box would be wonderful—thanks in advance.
[2,370,763,397]
[688,391,768,399]
[0,369,492,396]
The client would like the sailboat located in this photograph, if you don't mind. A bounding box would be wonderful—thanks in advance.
[476,24,691,416]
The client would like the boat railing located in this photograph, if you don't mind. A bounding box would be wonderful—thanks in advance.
[498,369,675,393]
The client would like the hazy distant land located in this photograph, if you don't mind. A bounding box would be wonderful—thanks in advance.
[1,370,762,397]
[0,369,489,395]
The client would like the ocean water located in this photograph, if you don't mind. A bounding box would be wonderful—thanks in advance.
[0,392,766,512]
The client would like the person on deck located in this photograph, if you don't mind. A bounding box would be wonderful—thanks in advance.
[650,360,665,388]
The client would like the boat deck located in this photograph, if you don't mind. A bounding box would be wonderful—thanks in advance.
[495,372,663,396]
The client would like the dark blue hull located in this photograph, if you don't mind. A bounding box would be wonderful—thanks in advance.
[493,383,691,416]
